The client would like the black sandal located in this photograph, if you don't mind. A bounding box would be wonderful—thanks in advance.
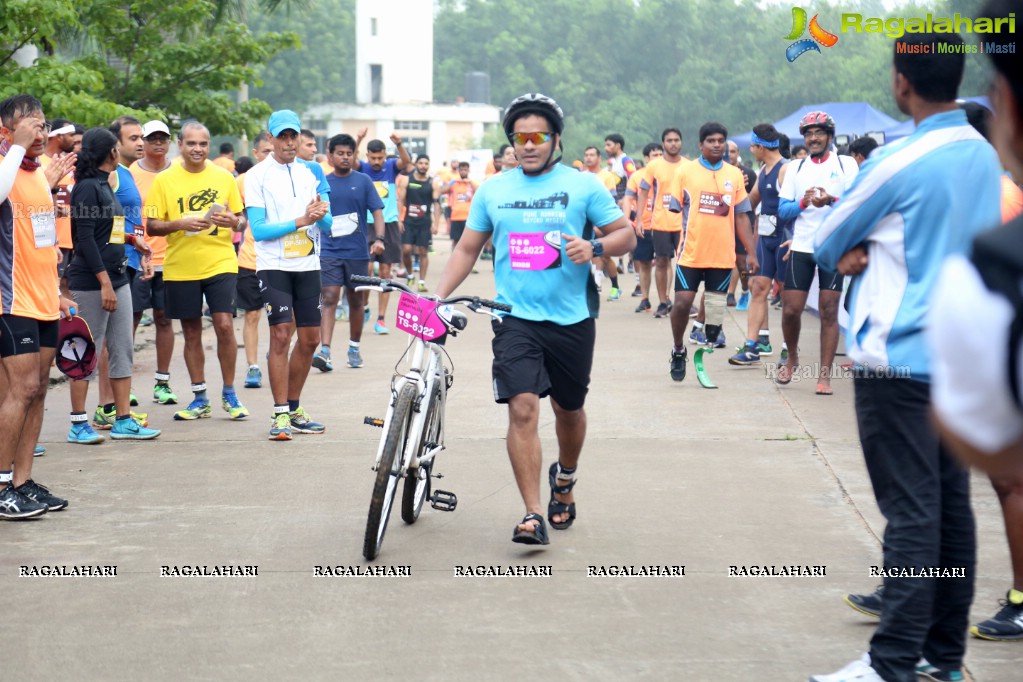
[511,512,549,545]
[548,462,577,530]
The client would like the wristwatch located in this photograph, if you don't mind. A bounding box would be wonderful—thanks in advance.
[589,239,604,257]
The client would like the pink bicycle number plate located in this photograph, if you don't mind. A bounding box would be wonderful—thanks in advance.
[395,291,446,341]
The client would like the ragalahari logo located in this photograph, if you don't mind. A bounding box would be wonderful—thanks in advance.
[785,7,839,62]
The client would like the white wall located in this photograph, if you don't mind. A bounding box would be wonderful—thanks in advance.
[355,0,433,104]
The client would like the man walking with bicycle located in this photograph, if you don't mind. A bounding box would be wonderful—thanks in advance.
[435,93,634,545]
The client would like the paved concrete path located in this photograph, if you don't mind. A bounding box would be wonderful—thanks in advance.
[3,241,1013,680]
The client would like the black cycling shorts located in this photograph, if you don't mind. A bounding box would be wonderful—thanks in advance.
[674,266,732,294]
[258,269,322,327]
[0,315,59,357]
[784,251,843,293]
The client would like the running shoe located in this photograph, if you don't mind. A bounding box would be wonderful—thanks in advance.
[153,382,178,405]
[407,276,415,288]
[139,313,154,327]
[627,261,635,274]
[221,393,250,420]
[244,366,262,389]
[312,347,333,372]
[110,418,161,440]
[268,412,292,441]
[33,444,46,457]
[67,422,104,445]
[809,653,883,682]
[729,342,761,366]
[374,320,389,335]
[94,406,149,428]
[395,266,408,278]
[970,591,1023,641]
[607,287,621,301]
[417,280,428,293]
[736,291,750,311]
[15,480,68,511]
[688,326,707,345]
[669,348,688,382]
[653,302,671,318]
[635,299,651,313]
[173,398,211,421]
[289,406,325,434]
[780,343,789,363]
[757,335,773,355]
[709,330,727,349]
[844,585,883,618]
[631,285,643,297]
[0,484,47,519]
[726,293,736,307]
[771,295,782,309]
[916,659,965,682]
[129,392,139,406]
[336,306,349,321]
[347,346,364,368]
[364,306,371,323]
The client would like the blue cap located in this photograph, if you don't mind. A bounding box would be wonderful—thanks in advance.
[268,110,302,137]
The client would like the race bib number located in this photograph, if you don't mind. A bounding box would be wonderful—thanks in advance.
[31,211,57,248]
[395,291,446,342]
[508,231,562,271]
[661,193,672,209]
[698,191,730,217]
[407,204,427,219]
[330,212,359,238]
[109,216,126,245]
[283,230,315,259]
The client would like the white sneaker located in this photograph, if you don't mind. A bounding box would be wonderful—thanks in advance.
[809,653,884,682]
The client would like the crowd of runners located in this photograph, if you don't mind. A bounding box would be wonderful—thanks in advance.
[2,2,1023,679]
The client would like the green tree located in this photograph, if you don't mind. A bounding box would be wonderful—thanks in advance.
[1,0,296,136]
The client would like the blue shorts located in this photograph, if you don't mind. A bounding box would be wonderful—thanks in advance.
[755,232,789,282]
[633,230,654,262]
[320,257,370,291]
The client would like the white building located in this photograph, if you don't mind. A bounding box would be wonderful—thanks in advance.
[304,0,501,163]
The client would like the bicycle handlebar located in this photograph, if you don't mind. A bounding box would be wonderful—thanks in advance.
[350,275,513,314]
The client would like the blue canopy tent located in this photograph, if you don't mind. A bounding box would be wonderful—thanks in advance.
[882,96,992,143]
[732,102,900,149]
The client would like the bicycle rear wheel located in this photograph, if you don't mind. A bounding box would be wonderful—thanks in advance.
[401,384,443,524]
[363,383,417,561]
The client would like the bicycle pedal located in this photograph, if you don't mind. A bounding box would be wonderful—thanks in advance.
[364,416,384,428]
[430,489,457,512]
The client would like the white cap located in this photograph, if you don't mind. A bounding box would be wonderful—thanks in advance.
[141,120,170,138]
[48,124,75,138]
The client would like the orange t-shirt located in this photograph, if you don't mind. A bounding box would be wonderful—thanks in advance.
[39,154,73,249]
[669,160,749,269]
[0,158,59,319]
[447,179,478,222]
[212,156,236,174]
[129,160,170,267]
[626,172,654,230]
[639,156,687,232]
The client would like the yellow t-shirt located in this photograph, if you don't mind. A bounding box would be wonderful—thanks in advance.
[146,162,244,281]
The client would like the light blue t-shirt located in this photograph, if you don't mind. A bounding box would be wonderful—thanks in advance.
[467,164,623,325]
[113,164,143,270]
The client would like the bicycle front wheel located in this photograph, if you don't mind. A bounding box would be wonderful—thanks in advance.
[363,383,417,561]
[401,384,442,524]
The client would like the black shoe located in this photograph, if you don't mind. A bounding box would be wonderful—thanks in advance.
[631,285,643,297]
[0,483,48,519]
[635,298,651,313]
[654,302,670,318]
[15,479,68,511]
[669,347,688,382]
[844,585,883,618]
[971,591,1023,640]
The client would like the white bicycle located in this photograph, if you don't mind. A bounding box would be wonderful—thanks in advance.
[352,275,510,561]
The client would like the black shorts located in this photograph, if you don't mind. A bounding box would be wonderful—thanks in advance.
[258,269,321,327]
[450,220,466,244]
[164,273,237,320]
[784,251,844,293]
[236,267,263,312]
[633,230,654,262]
[320,257,369,290]
[652,230,681,259]
[132,270,167,313]
[755,232,789,283]
[401,221,432,248]
[491,315,595,411]
[369,222,402,263]
[57,248,73,278]
[674,266,732,294]
[0,315,59,357]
